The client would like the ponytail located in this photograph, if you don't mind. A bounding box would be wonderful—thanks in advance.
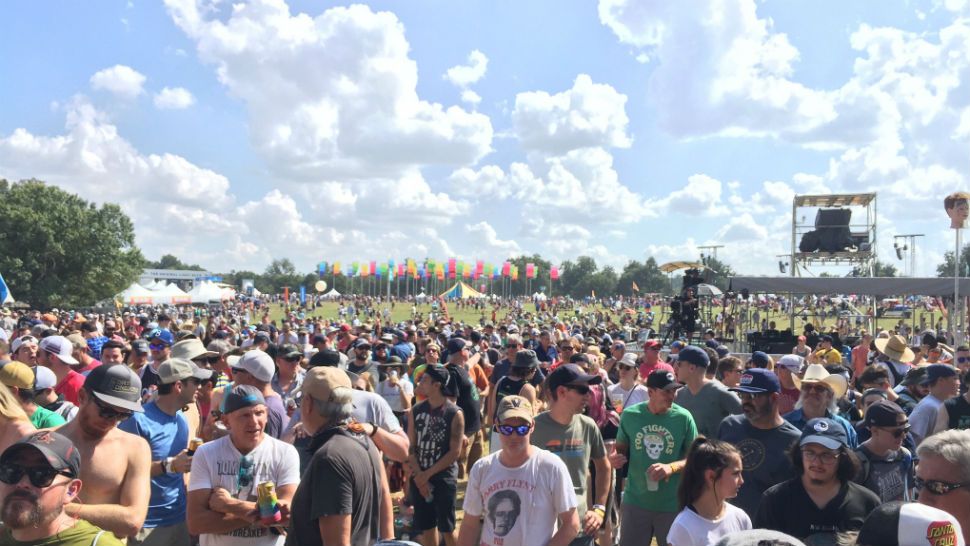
[676,436,740,511]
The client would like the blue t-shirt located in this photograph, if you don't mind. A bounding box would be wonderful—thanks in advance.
[119,401,189,527]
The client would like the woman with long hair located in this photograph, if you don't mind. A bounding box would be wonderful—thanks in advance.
[0,381,35,453]
[666,437,751,546]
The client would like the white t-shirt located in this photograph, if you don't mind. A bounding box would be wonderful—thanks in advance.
[666,503,751,546]
[607,383,649,412]
[376,378,414,413]
[188,435,301,546]
[463,448,577,546]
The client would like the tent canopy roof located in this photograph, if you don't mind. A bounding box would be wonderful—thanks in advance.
[729,276,970,296]
[439,281,484,299]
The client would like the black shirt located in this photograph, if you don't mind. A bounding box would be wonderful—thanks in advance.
[412,400,460,482]
[945,394,970,430]
[489,358,545,387]
[755,478,880,542]
[287,427,382,546]
[446,363,481,436]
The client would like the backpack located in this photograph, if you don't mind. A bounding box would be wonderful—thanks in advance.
[854,446,913,501]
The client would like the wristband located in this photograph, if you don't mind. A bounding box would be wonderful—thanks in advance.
[369,424,379,437]
[159,458,169,474]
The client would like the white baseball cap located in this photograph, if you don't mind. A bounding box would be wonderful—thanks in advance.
[233,350,274,383]
[38,336,79,365]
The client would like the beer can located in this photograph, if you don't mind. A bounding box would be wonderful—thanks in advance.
[257,481,282,525]
[187,438,204,456]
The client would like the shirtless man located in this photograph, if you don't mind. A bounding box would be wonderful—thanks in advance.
[57,363,152,539]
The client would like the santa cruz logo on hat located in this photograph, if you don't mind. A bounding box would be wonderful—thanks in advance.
[813,420,830,432]
[926,520,957,546]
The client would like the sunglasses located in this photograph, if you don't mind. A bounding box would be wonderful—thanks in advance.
[149,343,168,352]
[958,357,970,364]
[914,477,970,495]
[612,345,624,350]
[92,396,133,422]
[285,356,302,363]
[564,384,590,395]
[236,454,254,493]
[559,346,574,351]
[496,424,531,436]
[206,355,221,364]
[0,463,74,488]
[878,424,911,438]
[801,384,830,394]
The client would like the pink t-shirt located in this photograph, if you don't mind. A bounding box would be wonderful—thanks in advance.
[639,360,675,381]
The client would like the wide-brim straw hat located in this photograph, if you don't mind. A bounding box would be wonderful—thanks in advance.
[792,363,848,399]
[874,334,915,364]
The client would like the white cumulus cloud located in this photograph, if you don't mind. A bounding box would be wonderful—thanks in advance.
[89,65,146,99]
[445,50,489,88]
[153,87,196,109]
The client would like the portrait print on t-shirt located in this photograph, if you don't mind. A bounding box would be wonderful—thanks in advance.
[487,490,521,538]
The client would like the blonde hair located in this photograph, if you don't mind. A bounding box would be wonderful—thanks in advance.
[0,382,29,422]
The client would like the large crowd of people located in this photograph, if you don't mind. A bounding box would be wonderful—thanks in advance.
[0,300,969,546]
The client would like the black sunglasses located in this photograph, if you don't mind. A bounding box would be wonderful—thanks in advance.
[92,396,133,422]
[206,355,221,364]
[914,477,970,495]
[564,384,590,395]
[0,462,74,488]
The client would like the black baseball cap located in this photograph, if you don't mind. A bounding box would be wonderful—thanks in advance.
[547,363,602,393]
[83,364,143,412]
[921,364,958,385]
[646,370,683,391]
[863,399,908,428]
[422,365,455,396]
[1,431,81,478]
[309,349,341,368]
[280,344,302,359]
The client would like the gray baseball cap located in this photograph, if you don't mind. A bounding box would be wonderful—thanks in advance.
[82,364,143,412]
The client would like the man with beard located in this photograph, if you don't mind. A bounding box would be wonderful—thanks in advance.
[56,364,152,539]
[0,430,124,545]
[755,418,879,543]
[783,364,857,448]
[119,358,212,546]
[717,368,801,519]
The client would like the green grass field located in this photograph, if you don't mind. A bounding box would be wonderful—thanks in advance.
[264,301,947,341]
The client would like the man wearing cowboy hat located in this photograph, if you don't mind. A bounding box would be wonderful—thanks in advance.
[783,363,858,448]
[872,334,915,388]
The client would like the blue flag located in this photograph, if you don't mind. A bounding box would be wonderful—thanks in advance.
[0,273,11,304]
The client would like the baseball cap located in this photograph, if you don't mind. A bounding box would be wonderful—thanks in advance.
[157,358,213,385]
[10,335,37,354]
[447,337,468,353]
[32,366,57,391]
[253,332,271,345]
[799,417,847,450]
[83,364,144,413]
[497,395,534,424]
[618,353,638,367]
[921,364,958,385]
[547,363,602,393]
[131,339,150,354]
[776,354,803,371]
[714,530,806,546]
[308,349,341,368]
[857,501,965,546]
[421,364,453,394]
[38,336,79,365]
[730,368,780,394]
[611,341,626,350]
[643,339,662,350]
[670,340,685,350]
[233,350,274,383]
[145,328,175,347]
[677,346,710,368]
[715,345,730,359]
[352,339,372,350]
[749,351,771,368]
[222,385,266,414]
[820,334,833,343]
[0,361,34,390]
[280,344,302,359]
[302,366,351,402]
[1,431,81,478]
[646,369,683,391]
[863,399,908,428]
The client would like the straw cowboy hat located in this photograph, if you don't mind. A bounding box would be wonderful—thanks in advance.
[874,334,915,364]
[792,363,848,399]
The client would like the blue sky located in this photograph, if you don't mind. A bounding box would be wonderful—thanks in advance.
[2,0,969,277]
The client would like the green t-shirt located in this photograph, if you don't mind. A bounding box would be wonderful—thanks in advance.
[616,402,697,513]
[29,405,66,430]
[530,412,606,519]
[0,519,124,546]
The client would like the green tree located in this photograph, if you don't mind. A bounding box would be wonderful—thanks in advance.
[616,258,673,296]
[937,245,970,277]
[0,179,144,307]
[261,258,304,293]
[559,256,599,298]
[849,260,897,277]
[146,254,205,271]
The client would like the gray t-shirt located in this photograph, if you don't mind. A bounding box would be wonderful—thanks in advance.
[717,414,801,518]
[530,412,605,519]
[676,381,743,437]
[853,444,914,503]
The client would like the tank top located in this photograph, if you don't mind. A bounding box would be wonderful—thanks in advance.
[412,399,460,481]
[494,376,527,419]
